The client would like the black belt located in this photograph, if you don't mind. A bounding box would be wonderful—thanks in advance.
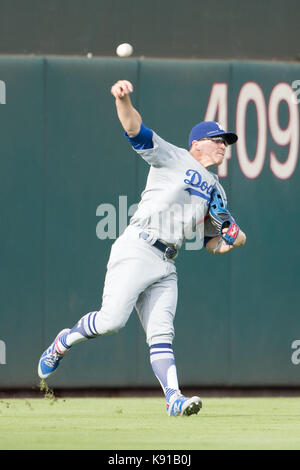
[139,232,178,259]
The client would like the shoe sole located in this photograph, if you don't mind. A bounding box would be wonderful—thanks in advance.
[182,396,202,416]
[38,328,70,379]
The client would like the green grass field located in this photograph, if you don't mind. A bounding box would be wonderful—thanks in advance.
[1,394,300,450]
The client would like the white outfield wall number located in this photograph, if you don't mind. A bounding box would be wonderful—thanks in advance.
[0,80,6,104]
[0,340,6,365]
[205,81,299,180]
[291,340,300,365]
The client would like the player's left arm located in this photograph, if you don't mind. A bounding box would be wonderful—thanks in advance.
[205,228,246,254]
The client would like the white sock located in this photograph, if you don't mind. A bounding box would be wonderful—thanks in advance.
[150,343,180,403]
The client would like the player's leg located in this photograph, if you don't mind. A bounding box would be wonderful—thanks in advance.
[135,268,202,417]
[38,232,167,379]
[64,233,169,341]
[136,270,178,398]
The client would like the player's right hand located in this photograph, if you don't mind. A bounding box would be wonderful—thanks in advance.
[111,80,133,99]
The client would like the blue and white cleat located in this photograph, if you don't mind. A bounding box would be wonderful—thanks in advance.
[38,328,70,379]
[167,392,202,417]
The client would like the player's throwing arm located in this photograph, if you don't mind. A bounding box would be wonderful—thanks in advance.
[111,80,142,137]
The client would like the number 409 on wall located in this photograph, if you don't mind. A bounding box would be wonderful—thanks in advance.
[205,82,299,180]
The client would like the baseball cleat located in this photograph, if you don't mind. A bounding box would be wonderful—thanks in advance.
[167,392,202,417]
[167,394,202,417]
[38,328,70,379]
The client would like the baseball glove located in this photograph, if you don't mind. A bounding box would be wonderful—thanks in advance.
[208,188,240,245]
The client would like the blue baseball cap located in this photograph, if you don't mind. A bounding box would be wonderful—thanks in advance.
[188,121,238,148]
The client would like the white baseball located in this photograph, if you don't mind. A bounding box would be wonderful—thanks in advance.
[116,43,133,58]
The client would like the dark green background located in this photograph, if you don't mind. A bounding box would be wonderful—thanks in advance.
[1,57,299,388]
[0,0,300,61]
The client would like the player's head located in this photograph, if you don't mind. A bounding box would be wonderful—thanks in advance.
[188,121,238,149]
[188,121,238,168]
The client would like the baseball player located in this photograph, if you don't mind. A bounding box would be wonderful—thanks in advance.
[38,80,246,417]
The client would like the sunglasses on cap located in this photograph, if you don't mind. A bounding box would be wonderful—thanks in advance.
[200,136,228,147]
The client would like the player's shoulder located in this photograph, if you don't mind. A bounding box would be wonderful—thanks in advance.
[144,130,190,167]
[209,172,227,201]
[152,131,187,154]
[209,171,222,187]
[209,171,219,182]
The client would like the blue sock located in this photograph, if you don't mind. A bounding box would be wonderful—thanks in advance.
[150,343,180,403]
[56,312,99,353]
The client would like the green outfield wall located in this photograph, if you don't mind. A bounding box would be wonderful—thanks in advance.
[1,57,300,389]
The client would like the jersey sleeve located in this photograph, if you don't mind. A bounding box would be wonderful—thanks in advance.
[124,123,154,150]
[125,123,184,167]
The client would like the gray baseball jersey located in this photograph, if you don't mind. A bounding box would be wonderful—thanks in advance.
[129,130,226,249]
